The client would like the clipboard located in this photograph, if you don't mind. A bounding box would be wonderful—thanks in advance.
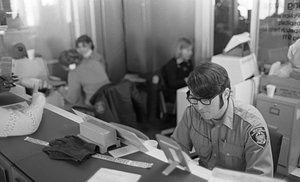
[156,134,191,176]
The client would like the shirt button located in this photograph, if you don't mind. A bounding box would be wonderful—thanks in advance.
[213,153,217,157]
[226,153,230,156]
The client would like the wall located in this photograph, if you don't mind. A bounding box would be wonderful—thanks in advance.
[124,0,195,74]
[150,0,195,70]
[3,0,73,60]
[2,0,196,79]
[95,0,126,83]
[124,0,152,74]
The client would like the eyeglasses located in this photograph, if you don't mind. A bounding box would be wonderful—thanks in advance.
[186,90,220,106]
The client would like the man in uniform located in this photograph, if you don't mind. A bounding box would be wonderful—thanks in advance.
[171,62,273,177]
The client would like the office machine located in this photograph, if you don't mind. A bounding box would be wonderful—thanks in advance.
[74,109,148,153]
[78,117,121,154]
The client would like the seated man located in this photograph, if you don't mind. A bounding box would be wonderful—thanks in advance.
[171,62,273,177]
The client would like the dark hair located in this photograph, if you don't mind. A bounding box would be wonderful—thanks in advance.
[187,62,231,99]
[58,49,82,67]
[75,35,94,50]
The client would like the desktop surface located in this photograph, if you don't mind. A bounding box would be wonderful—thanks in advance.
[0,92,206,182]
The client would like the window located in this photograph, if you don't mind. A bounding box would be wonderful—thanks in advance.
[214,0,253,55]
[258,0,298,70]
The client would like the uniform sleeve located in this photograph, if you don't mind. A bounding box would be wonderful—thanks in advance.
[244,118,274,177]
[171,107,193,154]
[63,71,82,105]
[0,92,46,137]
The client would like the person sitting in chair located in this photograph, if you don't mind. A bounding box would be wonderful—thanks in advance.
[76,34,108,73]
[171,62,273,177]
[58,49,110,108]
[162,38,193,103]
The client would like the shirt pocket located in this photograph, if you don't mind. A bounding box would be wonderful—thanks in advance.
[192,135,212,160]
[219,140,243,169]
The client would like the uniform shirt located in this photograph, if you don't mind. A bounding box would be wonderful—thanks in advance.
[171,98,273,177]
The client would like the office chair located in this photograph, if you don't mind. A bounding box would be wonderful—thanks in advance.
[268,127,283,174]
[73,80,146,129]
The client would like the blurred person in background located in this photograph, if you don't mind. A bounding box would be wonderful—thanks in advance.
[76,34,108,72]
[58,49,110,108]
[162,38,193,103]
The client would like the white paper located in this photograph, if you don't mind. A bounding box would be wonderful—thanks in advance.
[224,32,250,52]
[87,168,141,182]
[208,167,285,182]
[109,145,139,158]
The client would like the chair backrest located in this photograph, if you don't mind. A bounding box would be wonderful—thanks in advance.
[268,128,283,174]
[90,80,146,128]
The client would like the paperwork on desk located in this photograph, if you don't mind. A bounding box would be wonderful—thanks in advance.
[87,168,141,182]
[109,145,139,158]
[208,168,285,182]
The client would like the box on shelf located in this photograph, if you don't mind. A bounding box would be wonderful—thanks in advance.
[212,32,259,86]
[259,75,300,99]
[212,53,258,86]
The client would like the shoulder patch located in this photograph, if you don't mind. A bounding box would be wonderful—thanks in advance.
[249,127,267,148]
[94,100,105,114]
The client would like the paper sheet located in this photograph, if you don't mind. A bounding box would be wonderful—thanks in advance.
[109,145,139,158]
[87,168,141,182]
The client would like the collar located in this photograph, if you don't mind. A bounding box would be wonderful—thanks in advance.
[221,97,234,130]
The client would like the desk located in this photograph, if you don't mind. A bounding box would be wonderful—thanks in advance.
[0,90,210,182]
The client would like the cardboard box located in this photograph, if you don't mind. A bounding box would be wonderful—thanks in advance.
[212,53,258,86]
[259,75,300,99]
